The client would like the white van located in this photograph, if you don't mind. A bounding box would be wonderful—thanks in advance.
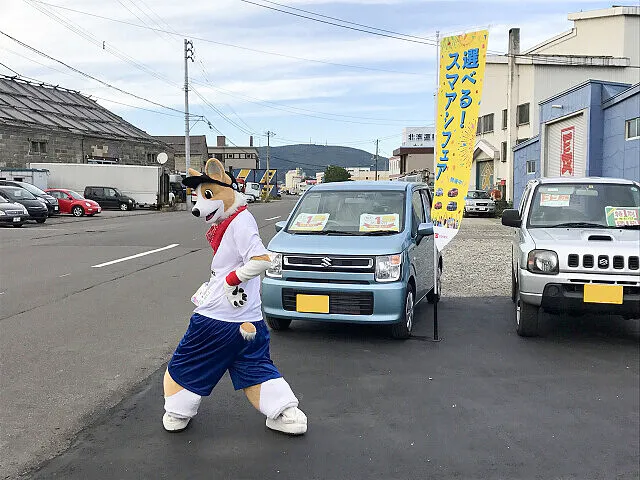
[244,182,262,202]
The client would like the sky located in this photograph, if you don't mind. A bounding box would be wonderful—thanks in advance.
[0,0,620,158]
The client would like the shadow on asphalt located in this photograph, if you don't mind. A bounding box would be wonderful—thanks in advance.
[27,297,639,480]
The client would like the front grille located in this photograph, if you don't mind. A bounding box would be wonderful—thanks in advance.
[583,255,594,268]
[282,289,374,315]
[284,255,374,273]
[5,210,22,215]
[630,257,639,270]
[286,277,369,285]
[613,256,625,269]
[476,202,488,206]
[568,254,579,267]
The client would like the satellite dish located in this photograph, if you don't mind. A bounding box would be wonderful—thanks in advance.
[157,152,168,165]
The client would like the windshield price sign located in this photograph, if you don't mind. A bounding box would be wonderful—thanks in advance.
[605,207,639,227]
[290,213,330,231]
[540,193,571,207]
[359,213,400,232]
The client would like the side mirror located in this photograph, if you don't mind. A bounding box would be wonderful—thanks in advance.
[417,222,434,240]
[275,221,286,233]
[501,209,522,227]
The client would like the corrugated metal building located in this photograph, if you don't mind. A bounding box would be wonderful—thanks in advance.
[513,80,639,206]
[0,75,173,169]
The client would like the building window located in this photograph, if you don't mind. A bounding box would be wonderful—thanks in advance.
[502,109,507,130]
[517,103,530,125]
[146,153,154,162]
[30,141,47,154]
[408,134,414,141]
[416,134,422,141]
[477,114,494,135]
[526,160,536,174]
[626,117,640,140]
[501,141,507,162]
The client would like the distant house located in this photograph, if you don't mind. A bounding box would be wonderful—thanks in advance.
[0,75,173,170]
[208,135,259,171]
[153,135,208,174]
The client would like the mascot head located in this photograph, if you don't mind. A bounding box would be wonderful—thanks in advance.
[182,158,246,225]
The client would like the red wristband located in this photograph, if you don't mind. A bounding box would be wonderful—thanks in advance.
[226,271,241,286]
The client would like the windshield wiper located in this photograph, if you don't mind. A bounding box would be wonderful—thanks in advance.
[359,230,399,236]
[550,222,606,228]
[289,229,353,235]
[615,224,640,230]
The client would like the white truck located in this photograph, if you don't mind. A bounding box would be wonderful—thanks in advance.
[29,163,162,208]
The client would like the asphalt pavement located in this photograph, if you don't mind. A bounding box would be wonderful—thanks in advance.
[2,200,639,480]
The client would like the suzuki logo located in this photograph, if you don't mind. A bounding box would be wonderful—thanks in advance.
[320,257,332,268]
[598,256,609,268]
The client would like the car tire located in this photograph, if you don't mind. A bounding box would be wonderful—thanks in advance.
[391,287,415,339]
[515,284,539,337]
[427,263,442,304]
[511,267,517,303]
[72,206,84,217]
[120,203,129,211]
[265,316,292,331]
[36,218,46,224]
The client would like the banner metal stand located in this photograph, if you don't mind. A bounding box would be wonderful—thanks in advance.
[431,31,442,343]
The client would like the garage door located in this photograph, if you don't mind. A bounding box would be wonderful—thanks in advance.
[545,113,586,177]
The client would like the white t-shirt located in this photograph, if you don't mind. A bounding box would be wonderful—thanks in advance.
[194,210,269,323]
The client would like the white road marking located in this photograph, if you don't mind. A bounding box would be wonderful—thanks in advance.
[0,291,5,295]
[59,273,70,278]
[91,244,179,268]
[265,216,281,221]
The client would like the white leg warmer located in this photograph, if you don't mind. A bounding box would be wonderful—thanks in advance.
[258,377,299,419]
[164,389,202,419]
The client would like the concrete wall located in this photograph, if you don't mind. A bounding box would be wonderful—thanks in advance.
[602,88,640,181]
[0,125,174,171]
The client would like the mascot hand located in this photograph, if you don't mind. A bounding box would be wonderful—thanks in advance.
[223,281,248,308]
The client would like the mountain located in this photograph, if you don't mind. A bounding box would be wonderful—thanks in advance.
[255,144,389,181]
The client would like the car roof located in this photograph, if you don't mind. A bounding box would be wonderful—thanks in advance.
[533,176,638,185]
[310,181,420,192]
[0,185,23,191]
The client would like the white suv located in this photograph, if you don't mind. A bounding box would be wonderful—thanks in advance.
[502,177,640,337]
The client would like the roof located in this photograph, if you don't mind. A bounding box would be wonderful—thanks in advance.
[540,79,632,105]
[0,75,163,144]
[602,83,640,109]
[533,176,639,185]
[311,181,414,191]
[155,135,208,149]
[568,5,640,21]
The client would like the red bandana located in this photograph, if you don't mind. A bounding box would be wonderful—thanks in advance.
[205,206,247,253]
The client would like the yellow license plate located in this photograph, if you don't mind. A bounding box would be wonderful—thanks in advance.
[583,284,623,305]
[296,294,329,313]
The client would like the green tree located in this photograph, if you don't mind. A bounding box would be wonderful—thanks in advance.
[324,165,351,183]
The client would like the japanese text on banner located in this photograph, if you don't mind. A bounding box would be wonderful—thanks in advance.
[432,30,488,250]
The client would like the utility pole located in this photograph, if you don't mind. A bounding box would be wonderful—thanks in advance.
[184,39,194,210]
[265,131,276,199]
[375,139,379,181]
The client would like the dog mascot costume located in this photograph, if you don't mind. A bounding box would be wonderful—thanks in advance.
[162,158,307,435]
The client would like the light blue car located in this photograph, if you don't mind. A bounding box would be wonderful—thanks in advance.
[262,181,442,339]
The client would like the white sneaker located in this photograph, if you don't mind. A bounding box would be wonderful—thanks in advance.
[163,412,190,432]
[266,407,307,435]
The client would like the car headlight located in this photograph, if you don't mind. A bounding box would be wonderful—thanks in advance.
[527,250,559,275]
[266,253,283,278]
[0,210,5,216]
[375,254,402,282]
[23,207,29,214]
[465,200,472,206]
[85,202,91,207]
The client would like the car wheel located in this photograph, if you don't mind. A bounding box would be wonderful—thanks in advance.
[120,203,129,211]
[36,218,46,224]
[427,263,442,304]
[515,284,539,337]
[72,205,84,217]
[391,287,414,339]
[265,316,292,331]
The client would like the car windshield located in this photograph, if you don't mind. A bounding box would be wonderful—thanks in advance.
[528,183,640,229]
[0,188,37,201]
[0,195,8,203]
[17,183,45,196]
[68,190,84,200]
[467,191,491,199]
[286,190,406,235]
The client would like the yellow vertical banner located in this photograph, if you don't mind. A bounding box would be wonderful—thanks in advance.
[433,30,488,250]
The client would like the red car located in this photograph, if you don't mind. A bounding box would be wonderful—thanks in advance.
[45,189,102,217]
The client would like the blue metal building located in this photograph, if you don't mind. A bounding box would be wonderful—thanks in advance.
[513,80,639,206]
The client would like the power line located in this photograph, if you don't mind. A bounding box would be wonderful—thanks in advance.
[29,0,423,76]
[239,0,437,46]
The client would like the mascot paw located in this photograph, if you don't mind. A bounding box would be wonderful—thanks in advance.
[224,281,248,307]
[266,407,307,435]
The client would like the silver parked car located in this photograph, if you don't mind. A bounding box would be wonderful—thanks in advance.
[502,177,639,337]
[464,190,496,217]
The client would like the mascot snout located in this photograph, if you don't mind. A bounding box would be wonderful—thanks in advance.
[191,207,200,217]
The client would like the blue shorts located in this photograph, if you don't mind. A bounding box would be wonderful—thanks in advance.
[167,314,281,397]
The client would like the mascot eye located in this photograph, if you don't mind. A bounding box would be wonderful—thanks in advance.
[204,189,213,199]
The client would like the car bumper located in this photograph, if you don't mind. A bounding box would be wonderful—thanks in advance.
[47,204,59,215]
[465,205,495,214]
[26,209,48,219]
[262,277,407,324]
[0,215,28,224]
[519,269,640,317]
